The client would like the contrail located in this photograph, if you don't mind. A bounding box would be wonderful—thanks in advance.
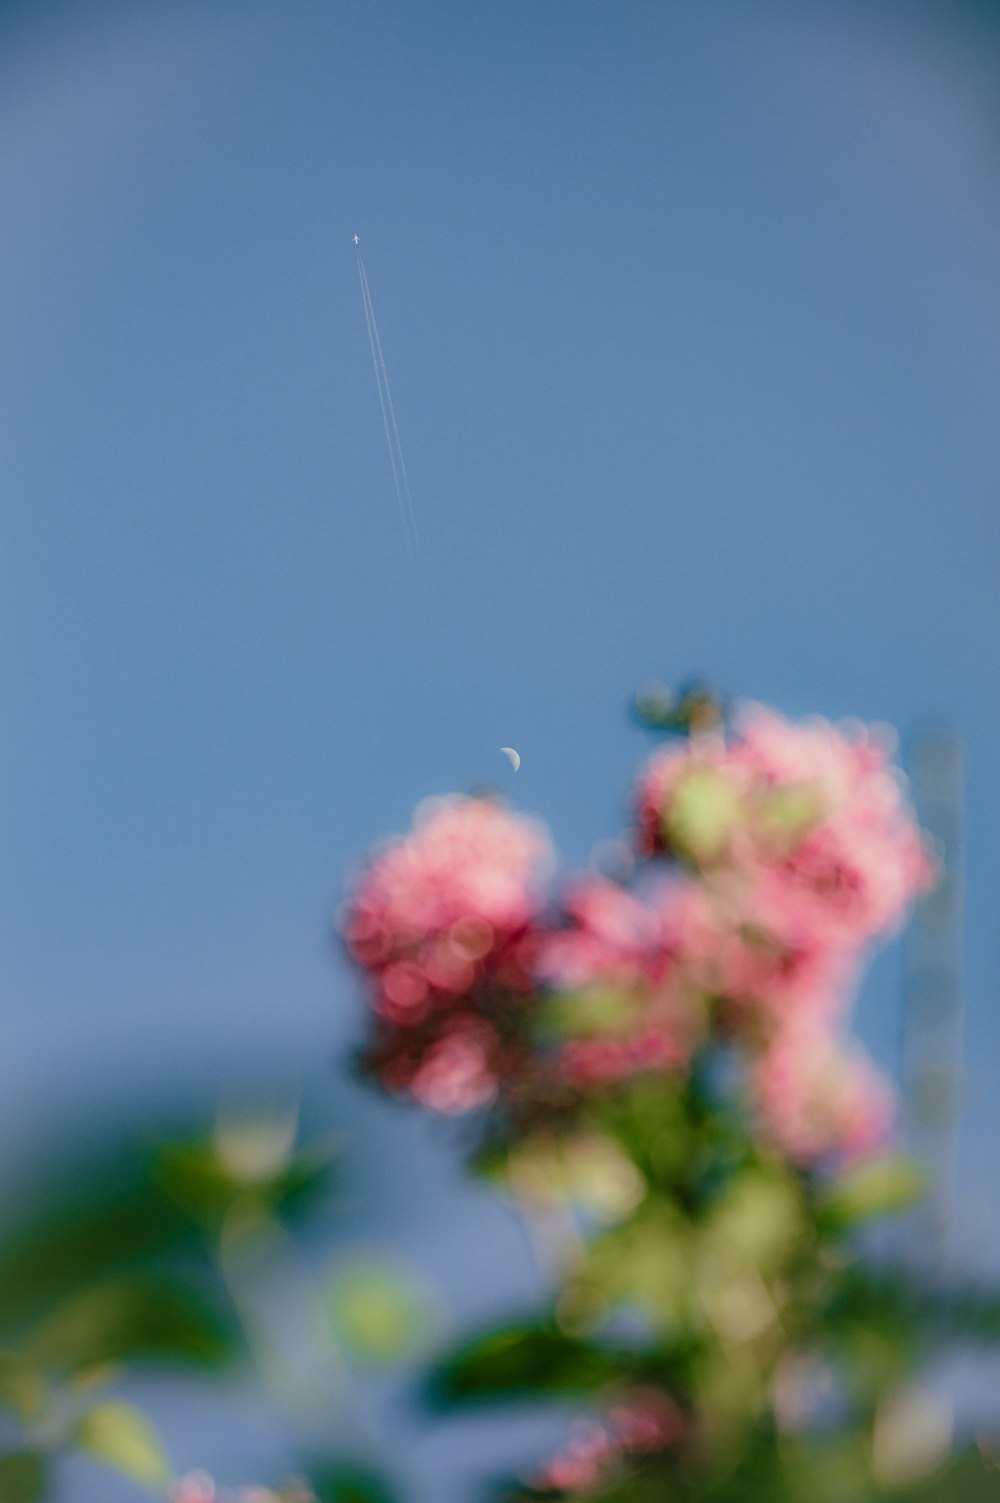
[354,243,422,572]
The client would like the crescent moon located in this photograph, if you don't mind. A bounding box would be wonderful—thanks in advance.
[500,746,521,772]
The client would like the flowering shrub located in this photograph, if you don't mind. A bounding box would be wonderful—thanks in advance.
[6,684,1000,1502]
[341,687,1000,1499]
[345,696,932,1165]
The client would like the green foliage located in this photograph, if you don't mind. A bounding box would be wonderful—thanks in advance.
[0,1182,196,1334]
[0,1353,47,1423]
[73,1398,172,1489]
[310,1460,401,1503]
[542,990,648,1043]
[428,1321,630,1406]
[667,769,743,864]
[901,1452,1000,1501]
[919,1286,1000,1347]
[0,1112,364,1501]
[0,1134,240,1362]
[152,1119,334,1233]
[631,683,724,737]
[325,1255,436,1366]
[0,1452,46,1503]
[816,1156,925,1233]
[21,1276,233,1376]
[439,1068,1000,1501]
[593,1073,702,1189]
[754,782,824,846]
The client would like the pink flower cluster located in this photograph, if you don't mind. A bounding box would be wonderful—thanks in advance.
[536,877,702,1088]
[531,1392,683,1494]
[344,704,933,1163]
[343,795,554,1114]
[630,707,933,1159]
[635,708,931,950]
[748,1021,895,1163]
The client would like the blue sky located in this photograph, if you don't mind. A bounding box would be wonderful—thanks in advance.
[3,0,1000,1493]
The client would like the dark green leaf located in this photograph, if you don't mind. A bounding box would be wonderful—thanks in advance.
[310,1460,399,1503]
[0,1196,195,1334]
[0,1451,46,1503]
[153,1137,333,1231]
[23,1277,236,1375]
[427,1321,627,1407]
[0,1352,46,1421]
[917,1286,1000,1348]
[899,1451,1000,1501]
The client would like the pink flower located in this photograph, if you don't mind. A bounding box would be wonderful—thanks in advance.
[531,1392,683,1494]
[608,1390,685,1450]
[778,816,931,950]
[537,876,703,1087]
[635,709,932,926]
[557,1026,690,1089]
[669,868,854,1033]
[407,1021,500,1115]
[344,795,554,1022]
[533,1425,617,1493]
[538,878,668,992]
[730,707,935,946]
[749,1022,895,1164]
[633,708,934,1006]
[170,1478,218,1503]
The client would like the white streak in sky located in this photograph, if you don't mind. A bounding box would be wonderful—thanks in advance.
[355,250,422,572]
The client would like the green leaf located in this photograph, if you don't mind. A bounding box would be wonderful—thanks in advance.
[153,1135,333,1231]
[756,782,824,846]
[0,1352,46,1421]
[701,1164,804,1274]
[23,1277,236,1376]
[0,1193,194,1333]
[631,682,722,736]
[539,988,644,1042]
[595,1073,695,1185]
[582,1203,695,1332]
[326,1257,436,1365]
[0,1452,46,1503]
[427,1320,625,1407]
[666,768,742,863]
[817,1155,925,1231]
[499,1136,646,1225]
[73,1399,171,1489]
[899,1450,1000,1501]
[310,1461,399,1503]
[819,1269,919,1404]
[913,1284,1000,1348]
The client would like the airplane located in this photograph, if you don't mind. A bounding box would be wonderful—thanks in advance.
[352,234,360,245]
